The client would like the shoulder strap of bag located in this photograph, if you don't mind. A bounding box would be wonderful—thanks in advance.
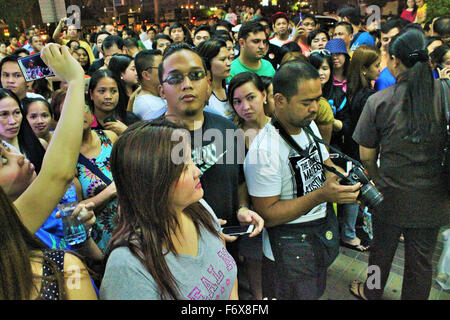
[78,153,112,186]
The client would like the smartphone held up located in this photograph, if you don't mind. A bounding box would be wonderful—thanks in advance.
[17,53,55,82]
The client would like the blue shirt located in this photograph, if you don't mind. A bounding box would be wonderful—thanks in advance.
[375,67,396,91]
[35,183,78,250]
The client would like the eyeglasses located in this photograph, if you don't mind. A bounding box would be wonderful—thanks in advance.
[145,66,159,72]
[162,70,207,85]
[309,49,331,57]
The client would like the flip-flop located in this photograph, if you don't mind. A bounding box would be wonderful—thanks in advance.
[340,239,370,252]
[349,280,368,300]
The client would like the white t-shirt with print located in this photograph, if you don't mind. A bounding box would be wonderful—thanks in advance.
[244,121,329,260]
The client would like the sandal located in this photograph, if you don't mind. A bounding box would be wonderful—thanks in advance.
[340,238,370,252]
[349,280,368,300]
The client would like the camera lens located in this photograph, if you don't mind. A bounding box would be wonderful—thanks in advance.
[359,184,383,208]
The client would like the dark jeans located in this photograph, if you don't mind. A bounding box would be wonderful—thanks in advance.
[363,215,440,300]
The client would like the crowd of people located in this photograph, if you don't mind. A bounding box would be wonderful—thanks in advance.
[0,0,449,300]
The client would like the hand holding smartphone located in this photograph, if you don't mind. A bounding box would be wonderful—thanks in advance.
[18,53,55,82]
[222,224,254,236]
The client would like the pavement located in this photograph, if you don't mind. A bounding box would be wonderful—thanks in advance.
[238,225,450,300]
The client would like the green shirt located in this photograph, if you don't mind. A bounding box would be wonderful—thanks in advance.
[227,57,276,83]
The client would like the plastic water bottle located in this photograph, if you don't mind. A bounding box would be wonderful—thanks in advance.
[57,202,87,246]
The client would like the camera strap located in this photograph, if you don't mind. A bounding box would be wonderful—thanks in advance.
[271,117,348,182]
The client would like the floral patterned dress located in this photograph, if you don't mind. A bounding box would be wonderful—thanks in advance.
[77,130,117,252]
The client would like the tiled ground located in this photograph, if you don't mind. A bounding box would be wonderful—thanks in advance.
[321,225,449,300]
[238,225,449,300]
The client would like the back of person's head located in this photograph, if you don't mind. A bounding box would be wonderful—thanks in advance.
[123,37,139,50]
[135,49,162,82]
[101,35,124,52]
[214,30,233,42]
[254,17,271,28]
[49,88,67,121]
[338,6,361,26]
[273,60,319,102]
[0,88,45,174]
[346,45,381,98]
[108,119,220,300]
[238,20,267,41]
[433,16,450,38]
[107,54,133,79]
[158,43,207,84]
[388,28,437,137]
[282,41,302,52]
[430,44,449,66]
[212,20,232,33]
[10,48,30,58]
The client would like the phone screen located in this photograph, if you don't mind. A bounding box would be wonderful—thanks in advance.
[222,225,254,236]
[17,53,54,82]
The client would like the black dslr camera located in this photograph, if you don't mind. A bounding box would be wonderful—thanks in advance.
[340,166,383,208]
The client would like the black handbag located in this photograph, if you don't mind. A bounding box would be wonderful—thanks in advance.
[267,204,340,269]
[440,79,450,193]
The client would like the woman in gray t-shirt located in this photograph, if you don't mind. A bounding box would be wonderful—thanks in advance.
[100,120,238,300]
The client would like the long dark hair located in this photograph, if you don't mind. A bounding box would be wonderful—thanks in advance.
[196,38,228,87]
[346,45,381,100]
[309,50,334,98]
[389,28,438,138]
[107,119,220,300]
[108,54,137,109]
[0,185,66,299]
[0,89,45,174]
[88,69,127,123]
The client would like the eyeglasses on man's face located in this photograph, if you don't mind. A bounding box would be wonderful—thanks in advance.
[162,70,207,85]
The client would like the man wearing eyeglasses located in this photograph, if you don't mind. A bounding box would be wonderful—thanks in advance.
[132,50,166,120]
[158,44,264,264]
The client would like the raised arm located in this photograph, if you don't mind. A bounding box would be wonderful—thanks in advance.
[14,44,85,233]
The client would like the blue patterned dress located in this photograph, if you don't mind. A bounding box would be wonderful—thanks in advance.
[76,130,118,252]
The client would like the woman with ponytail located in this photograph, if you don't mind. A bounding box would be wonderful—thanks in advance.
[349,28,449,300]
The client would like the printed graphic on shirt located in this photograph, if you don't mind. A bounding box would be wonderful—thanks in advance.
[191,142,227,175]
[289,142,326,198]
[187,247,236,300]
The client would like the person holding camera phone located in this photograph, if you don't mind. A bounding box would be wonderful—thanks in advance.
[0,43,99,299]
[350,29,449,300]
[244,61,361,300]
